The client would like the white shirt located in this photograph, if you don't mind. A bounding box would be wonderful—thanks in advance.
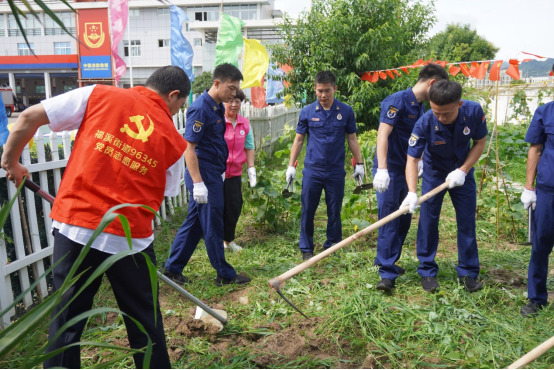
[43,85,184,254]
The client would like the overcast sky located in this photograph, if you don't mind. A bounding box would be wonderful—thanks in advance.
[273,0,554,60]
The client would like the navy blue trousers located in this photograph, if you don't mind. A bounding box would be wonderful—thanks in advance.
[165,167,236,280]
[373,169,412,280]
[528,187,554,305]
[416,172,480,278]
[299,168,345,252]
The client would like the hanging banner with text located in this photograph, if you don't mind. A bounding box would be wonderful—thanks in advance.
[77,8,113,79]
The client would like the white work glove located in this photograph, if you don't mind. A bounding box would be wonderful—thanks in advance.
[247,167,257,187]
[353,164,364,179]
[193,182,208,204]
[221,172,225,182]
[286,166,296,183]
[446,169,466,189]
[400,192,419,214]
[521,188,537,210]
[418,160,424,178]
[373,169,390,193]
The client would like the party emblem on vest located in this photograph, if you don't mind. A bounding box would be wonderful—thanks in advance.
[463,126,470,135]
[120,115,155,143]
[83,23,105,49]
[409,133,419,147]
[240,130,245,136]
[337,113,342,120]
[387,106,398,119]
[192,120,204,133]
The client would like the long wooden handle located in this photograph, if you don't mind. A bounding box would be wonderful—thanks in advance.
[507,335,554,369]
[268,180,451,290]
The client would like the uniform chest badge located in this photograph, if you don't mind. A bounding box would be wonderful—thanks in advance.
[408,114,416,119]
[311,118,320,121]
[387,106,398,119]
[409,134,419,147]
[463,126,470,135]
[240,130,245,136]
[337,113,342,120]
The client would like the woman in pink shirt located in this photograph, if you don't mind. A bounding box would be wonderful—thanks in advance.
[223,89,256,251]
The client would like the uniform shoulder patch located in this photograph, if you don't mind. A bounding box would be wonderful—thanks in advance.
[409,133,419,147]
[193,120,204,133]
[387,105,399,119]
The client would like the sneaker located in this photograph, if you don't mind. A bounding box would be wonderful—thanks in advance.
[302,252,314,261]
[376,278,395,292]
[521,301,545,318]
[421,277,439,292]
[160,269,190,285]
[458,276,483,292]
[227,241,243,252]
[215,273,252,287]
[396,265,406,276]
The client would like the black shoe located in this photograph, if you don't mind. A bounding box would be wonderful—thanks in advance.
[160,269,190,285]
[376,278,395,292]
[395,265,406,275]
[521,301,545,317]
[215,273,252,287]
[302,252,314,261]
[421,277,439,292]
[458,276,483,292]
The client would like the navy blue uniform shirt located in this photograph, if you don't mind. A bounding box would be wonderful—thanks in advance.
[296,98,357,172]
[525,101,554,191]
[184,90,228,173]
[373,87,425,172]
[408,100,488,176]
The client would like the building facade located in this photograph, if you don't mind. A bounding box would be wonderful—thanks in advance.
[0,0,284,105]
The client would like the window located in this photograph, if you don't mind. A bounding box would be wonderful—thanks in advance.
[158,39,170,48]
[157,8,170,15]
[223,4,257,20]
[18,43,34,55]
[44,12,76,35]
[194,38,202,46]
[9,14,41,36]
[123,40,141,57]
[0,15,4,37]
[36,86,46,94]
[189,6,219,22]
[129,9,140,17]
[54,42,71,55]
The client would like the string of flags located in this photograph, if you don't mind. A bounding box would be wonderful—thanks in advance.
[360,52,552,83]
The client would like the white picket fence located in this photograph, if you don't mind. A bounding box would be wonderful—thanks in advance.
[0,103,300,328]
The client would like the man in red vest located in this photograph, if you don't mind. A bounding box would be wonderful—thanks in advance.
[1,66,190,368]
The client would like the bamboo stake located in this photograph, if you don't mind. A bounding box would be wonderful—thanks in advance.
[507,335,554,369]
[363,158,373,222]
[17,193,42,297]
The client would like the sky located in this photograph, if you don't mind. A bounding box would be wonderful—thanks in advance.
[273,0,554,60]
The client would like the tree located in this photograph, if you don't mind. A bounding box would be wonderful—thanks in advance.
[192,71,214,95]
[426,23,499,62]
[270,0,435,129]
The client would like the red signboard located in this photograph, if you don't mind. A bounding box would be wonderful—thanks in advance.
[77,8,112,79]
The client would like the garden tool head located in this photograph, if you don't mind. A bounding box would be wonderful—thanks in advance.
[268,277,309,319]
[282,160,298,198]
[351,158,373,194]
[519,209,533,246]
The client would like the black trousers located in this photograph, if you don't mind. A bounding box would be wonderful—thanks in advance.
[223,176,243,242]
[44,229,170,369]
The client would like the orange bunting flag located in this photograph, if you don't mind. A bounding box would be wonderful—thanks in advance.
[459,63,471,77]
[410,59,425,68]
[471,62,489,80]
[449,65,461,76]
[386,70,395,79]
[379,71,387,80]
[522,59,532,63]
[550,71,553,77]
[393,69,402,76]
[521,51,546,59]
[423,58,434,65]
[371,72,380,83]
[436,60,448,67]
[506,60,520,80]
[469,62,479,75]
[489,60,503,81]
[401,66,409,74]
[361,72,372,81]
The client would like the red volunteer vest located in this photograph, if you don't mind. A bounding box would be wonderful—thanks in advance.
[50,85,187,238]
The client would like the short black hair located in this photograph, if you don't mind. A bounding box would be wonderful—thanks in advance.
[234,89,246,102]
[145,66,191,99]
[418,63,449,82]
[213,63,243,83]
[429,80,462,106]
[314,71,336,86]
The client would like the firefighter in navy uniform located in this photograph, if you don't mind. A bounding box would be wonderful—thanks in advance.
[401,80,487,293]
[373,64,449,292]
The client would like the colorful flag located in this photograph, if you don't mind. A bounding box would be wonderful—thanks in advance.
[109,0,128,85]
[371,72,380,82]
[379,71,387,80]
[401,66,409,74]
[489,60,503,81]
[266,65,285,104]
[0,93,8,146]
[386,70,395,79]
[449,65,461,76]
[521,51,546,59]
[459,63,470,77]
[241,38,269,89]
[393,69,402,76]
[469,62,479,76]
[361,72,372,81]
[506,59,520,80]
[251,76,268,108]
[215,13,245,67]
[170,5,194,82]
[471,62,489,80]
